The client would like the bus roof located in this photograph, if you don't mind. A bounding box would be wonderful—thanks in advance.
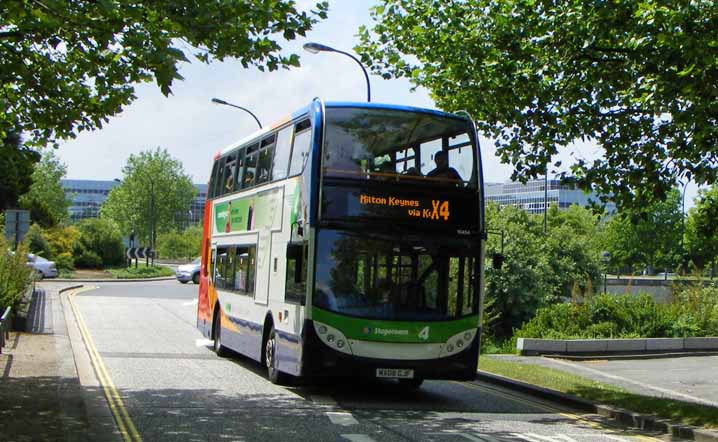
[216,100,469,157]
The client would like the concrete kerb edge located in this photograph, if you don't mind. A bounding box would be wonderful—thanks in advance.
[475,370,718,442]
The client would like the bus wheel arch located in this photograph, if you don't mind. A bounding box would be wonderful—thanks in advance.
[261,313,274,367]
[262,313,289,384]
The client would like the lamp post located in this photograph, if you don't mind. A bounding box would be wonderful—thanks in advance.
[303,42,371,102]
[601,251,611,294]
[211,98,263,129]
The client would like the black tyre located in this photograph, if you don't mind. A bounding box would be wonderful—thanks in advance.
[398,377,424,389]
[264,326,289,385]
[192,272,200,284]
[179,280,188,284]
[213,308,229,357]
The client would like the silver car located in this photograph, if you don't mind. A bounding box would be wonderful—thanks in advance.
[27,254,58,279]
[176,258,201,284]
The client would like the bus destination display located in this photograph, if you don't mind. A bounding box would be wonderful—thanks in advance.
[321,185,478,231]
[359,194,450,222]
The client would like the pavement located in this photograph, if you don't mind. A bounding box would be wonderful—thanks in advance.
[488,354,718,409]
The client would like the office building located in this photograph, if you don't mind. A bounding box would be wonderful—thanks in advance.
[61,179,208,224]
[484,178,613,214]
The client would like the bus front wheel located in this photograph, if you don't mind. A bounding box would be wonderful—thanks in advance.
[213,309,229,357]
[265,326,289,385]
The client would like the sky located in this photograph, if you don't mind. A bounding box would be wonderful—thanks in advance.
[56,0,700,208]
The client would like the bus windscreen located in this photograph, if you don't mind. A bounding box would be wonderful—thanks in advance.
[322,107,477,188]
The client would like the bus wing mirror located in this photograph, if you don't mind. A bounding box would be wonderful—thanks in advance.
[491,253,505,270]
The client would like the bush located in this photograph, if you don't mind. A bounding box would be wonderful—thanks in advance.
[43,225,79,271]
[515,290,718,340]
[74,250,102,269]
[25,224,51,257]
[156,226,202,260]
[108,265,174,279]
[0,236,34,308]
[75,218,124,267]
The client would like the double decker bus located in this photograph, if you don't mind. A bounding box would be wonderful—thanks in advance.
[197,99,485,387]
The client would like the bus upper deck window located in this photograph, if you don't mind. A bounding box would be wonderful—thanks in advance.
[289,119,312,176]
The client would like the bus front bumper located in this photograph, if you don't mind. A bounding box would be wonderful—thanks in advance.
[301,321,480,381]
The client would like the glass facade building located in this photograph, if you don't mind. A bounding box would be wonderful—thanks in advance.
[61,179,208,224]
[484,178,613,214]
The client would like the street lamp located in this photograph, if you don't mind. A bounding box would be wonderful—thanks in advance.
[303,42,371,102]
[601,251,611,294]
[211,98,263,129]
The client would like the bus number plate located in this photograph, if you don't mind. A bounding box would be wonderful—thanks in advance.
[376,368,414,379]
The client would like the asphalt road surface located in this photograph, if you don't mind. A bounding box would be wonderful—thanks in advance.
[71,281,683,442]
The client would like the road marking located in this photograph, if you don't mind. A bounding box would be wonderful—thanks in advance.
[327,411,358,426]
[547,357,718,407]
[182,299,198,306]
[461,381,664,442]
[341,435,377,442]
[195,338,214,347]
[68,286,142,442]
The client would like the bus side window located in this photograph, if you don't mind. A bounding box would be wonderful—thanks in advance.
[223,153,238,193]
[256,134,275,185]
[243,143,259,189]
[272,126,293,181]
[289,119,312,176]
[234,149,245,191]
[208,160,219,198]
[214,156,227,198]
[285,243,307,304]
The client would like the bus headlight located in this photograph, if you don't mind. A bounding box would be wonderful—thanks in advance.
[313,321,353,355]
[440,329,477,358]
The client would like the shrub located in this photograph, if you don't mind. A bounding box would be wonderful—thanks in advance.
[0,236,33,308]
[514,291,718,340]
[43,225,79,270]
[74,250,102,269]
[156,226,202,260]
[75,218,124,267]
[25,224,51,257]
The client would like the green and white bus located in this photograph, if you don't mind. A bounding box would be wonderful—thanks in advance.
[197,99,485,386]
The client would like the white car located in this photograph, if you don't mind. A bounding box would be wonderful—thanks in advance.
[176,258,201,284]
[27,254,58,279]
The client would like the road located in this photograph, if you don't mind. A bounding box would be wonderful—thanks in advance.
[69,281,681,442]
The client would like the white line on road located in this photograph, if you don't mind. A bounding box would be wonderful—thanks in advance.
[195,338,214,347]
[547,357,718,407]
[341,435,377,442]
[182,299,198,306]
[327,411,358,426]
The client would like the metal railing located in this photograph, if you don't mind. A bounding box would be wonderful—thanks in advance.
[0,306,11,354]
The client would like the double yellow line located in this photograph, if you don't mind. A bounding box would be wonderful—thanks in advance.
[67,287,142,442]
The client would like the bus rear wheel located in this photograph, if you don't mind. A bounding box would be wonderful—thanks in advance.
[213,309,229,357]
[265,326,289,385]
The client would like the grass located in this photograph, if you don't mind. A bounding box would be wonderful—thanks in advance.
[57,264,174,279]
[478,356,718,429]
[108,264,175,279]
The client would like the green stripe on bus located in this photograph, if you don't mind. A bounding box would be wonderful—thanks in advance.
[311,308,479,343]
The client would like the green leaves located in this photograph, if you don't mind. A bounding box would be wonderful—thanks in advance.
[357,0,718,211]
[1,0,329,147]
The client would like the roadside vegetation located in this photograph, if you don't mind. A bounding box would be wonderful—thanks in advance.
[0,234,34,309]
[478,357,718,429]
[156,226,202,260]
[108,264,175,280]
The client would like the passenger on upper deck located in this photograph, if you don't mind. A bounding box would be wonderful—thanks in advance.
[427,150,462,181]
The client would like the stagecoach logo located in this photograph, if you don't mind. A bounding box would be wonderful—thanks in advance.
[363,327,410,337]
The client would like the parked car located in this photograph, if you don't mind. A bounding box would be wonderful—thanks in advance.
[176,258,201,284]
[27,254,58,279]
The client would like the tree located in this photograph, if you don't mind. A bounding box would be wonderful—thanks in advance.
[601,189,683,274]
[102,148,196,250]
[1,1,328,146]
[0,128,40,210]
[684,185,718,272]
[357,1,718,210]
[19,150,70,227]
